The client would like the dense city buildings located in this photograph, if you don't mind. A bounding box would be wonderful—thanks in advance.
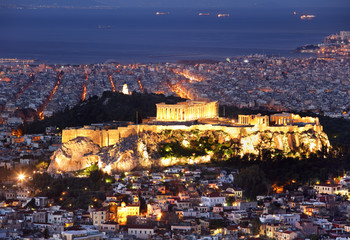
[1,0,350,236]
[296,31,350,58]
[0,54,349,239]
[1,164,350,239]
[0,56,349,127]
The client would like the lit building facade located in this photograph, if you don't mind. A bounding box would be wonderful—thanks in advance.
[91,208,108,226]
[117,202,140,225]
[156,100,219,121]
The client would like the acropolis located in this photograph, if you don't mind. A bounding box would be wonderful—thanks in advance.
[52,101,330,173]
[61,101,325,148]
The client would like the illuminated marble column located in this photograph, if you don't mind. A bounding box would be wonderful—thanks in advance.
[212,104,214,117]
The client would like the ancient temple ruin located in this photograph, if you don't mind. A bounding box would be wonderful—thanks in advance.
[156,100,219,121]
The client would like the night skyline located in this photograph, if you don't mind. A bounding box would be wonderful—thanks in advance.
[0,0,350,239]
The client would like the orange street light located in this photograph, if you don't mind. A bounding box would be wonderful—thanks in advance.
[18,173,25,181]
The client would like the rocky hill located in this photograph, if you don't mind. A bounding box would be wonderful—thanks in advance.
[49,125,330,173]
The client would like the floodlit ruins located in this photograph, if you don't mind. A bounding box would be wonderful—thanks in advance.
[51,101,330,173]
[156,100,219,121]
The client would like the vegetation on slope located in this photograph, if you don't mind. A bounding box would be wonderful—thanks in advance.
[29,170,114,209]
[23,92,185,134]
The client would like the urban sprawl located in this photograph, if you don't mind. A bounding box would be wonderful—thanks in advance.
[0,53,350,239]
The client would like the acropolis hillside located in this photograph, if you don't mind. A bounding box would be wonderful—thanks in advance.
[49,101,330,173]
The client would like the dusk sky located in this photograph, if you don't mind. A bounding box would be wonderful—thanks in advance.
[1,0,349,63]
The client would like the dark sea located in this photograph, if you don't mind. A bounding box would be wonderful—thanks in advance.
[0,7,349,64]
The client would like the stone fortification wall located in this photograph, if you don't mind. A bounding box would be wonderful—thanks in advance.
[62,123,324,148]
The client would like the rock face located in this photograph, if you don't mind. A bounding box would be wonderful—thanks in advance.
[48,137,100,173]
[239,129,329,155]
[49,126,330,173]
[98,136,140,173]
[49,135,156,174]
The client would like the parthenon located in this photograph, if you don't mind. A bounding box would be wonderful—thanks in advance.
[156,100,219,121]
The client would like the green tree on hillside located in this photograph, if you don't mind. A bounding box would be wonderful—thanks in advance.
[234,165,269,200]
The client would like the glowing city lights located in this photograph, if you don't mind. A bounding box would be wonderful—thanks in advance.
[18,173,25,181]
